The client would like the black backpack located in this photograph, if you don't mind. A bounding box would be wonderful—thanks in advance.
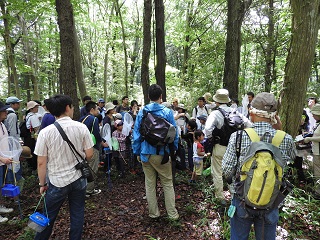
[212,108,244,146]
[140,109,176,147]
[19,116,31,138]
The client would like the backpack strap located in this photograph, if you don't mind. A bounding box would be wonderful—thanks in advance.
[244,128,260,142]
[271,130,286,147]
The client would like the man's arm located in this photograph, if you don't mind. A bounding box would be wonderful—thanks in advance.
[85,148,94,161]
[37,155,48,194]
[222,132,238,178]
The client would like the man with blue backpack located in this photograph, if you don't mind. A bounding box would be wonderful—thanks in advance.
[222,92,296,240]
[133,84,179,221]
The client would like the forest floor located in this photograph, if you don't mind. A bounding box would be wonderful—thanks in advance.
[1,160,320,240]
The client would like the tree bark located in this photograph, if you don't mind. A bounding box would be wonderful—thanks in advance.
[141,0,152,104]
[19,16,39,100]
[73,25,87,99]
[55,0,80,119]
[0,2,20,99]
[115,0,129,96]
[154,0,167,101]
[279,0,320,137]
[223,0,252,99]
[264,0,275,92]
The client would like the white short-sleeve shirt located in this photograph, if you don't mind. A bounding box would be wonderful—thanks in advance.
[34,117,94,187]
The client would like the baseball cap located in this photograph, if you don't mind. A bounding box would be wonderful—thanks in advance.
[197,115,207,121]
[114,119,123,127]
[113,113,122,120]
[0,101,10,112]
[6,96,22,104]
[98,98,105,103]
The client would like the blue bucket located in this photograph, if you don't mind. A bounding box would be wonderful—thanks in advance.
[1,184,20,197]
[28,212,50,232]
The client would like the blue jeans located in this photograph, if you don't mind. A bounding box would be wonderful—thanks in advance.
[35,177,87,240]
[230,197,279,240]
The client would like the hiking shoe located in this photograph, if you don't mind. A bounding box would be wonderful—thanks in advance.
[0,206,13,214]
[0,215,8,223]
[175,195,181,200]
[189,179,196,184]
[86,189,101,198]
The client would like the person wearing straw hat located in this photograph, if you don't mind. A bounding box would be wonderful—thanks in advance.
[0,101,14,223]
[205,89,251,205]
[24,101,42,172]
[34,94,94,240]
[304,103,320,200]
[102,102,116,130]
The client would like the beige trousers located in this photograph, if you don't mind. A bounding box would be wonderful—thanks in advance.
[211,143,227,200]
[142,155,179,220]
[313,155,320,194]
[86,148,99,193]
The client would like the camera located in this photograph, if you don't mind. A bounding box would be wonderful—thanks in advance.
[75,161,91,179]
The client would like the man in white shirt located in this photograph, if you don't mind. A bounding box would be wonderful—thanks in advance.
[205,89,251,204]
[34,94,93,240]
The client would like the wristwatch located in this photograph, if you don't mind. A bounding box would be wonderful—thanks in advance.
[39,182,48,187]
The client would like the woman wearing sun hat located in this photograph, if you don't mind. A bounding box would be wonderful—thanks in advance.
[304,103,320,200]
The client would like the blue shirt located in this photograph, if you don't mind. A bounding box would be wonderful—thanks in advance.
[40,112,55,130]
[132,102,179,162]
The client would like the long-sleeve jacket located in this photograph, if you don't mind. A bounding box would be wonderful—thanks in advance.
[132,102,179,162]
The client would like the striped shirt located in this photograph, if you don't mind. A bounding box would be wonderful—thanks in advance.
[34,117,94,187]
[222,122,296,178]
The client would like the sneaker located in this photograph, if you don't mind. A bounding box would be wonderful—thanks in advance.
[0,215,8,223]
[86,189,101,197]
[0,205,13,214]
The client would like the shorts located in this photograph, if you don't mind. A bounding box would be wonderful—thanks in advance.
[193,158,203,176]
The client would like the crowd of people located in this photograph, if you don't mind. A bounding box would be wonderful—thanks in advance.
[0,86,319,239]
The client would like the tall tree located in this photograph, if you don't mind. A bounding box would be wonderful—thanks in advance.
[56,0,80,119]
[141,0,152,104]
[279,0,320,137]
[0,1,20,99]
[155,0,167,101]
[223,0,252,99]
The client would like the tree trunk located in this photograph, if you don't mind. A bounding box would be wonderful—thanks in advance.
[154,0,166,101]
[73,25,87,99]
[115,0,129,96]
[55,0,80,119]
[223,0,252,99]
[19,16,39,100]
[279,0,320,137]
[0,2,20,99]
[141,0,152,104]
[264,0,275,92]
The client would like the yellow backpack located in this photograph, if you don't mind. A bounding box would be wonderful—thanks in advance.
[239,128,286,209]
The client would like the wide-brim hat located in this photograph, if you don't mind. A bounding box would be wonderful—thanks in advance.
[251,92,277,112]
[105,102,115,112]
[212,89,231,104]
[311,104,320,116]
[27,101,40,110]
[6,96,22,104]
[21,146,33,159]
[0,101,10,112]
